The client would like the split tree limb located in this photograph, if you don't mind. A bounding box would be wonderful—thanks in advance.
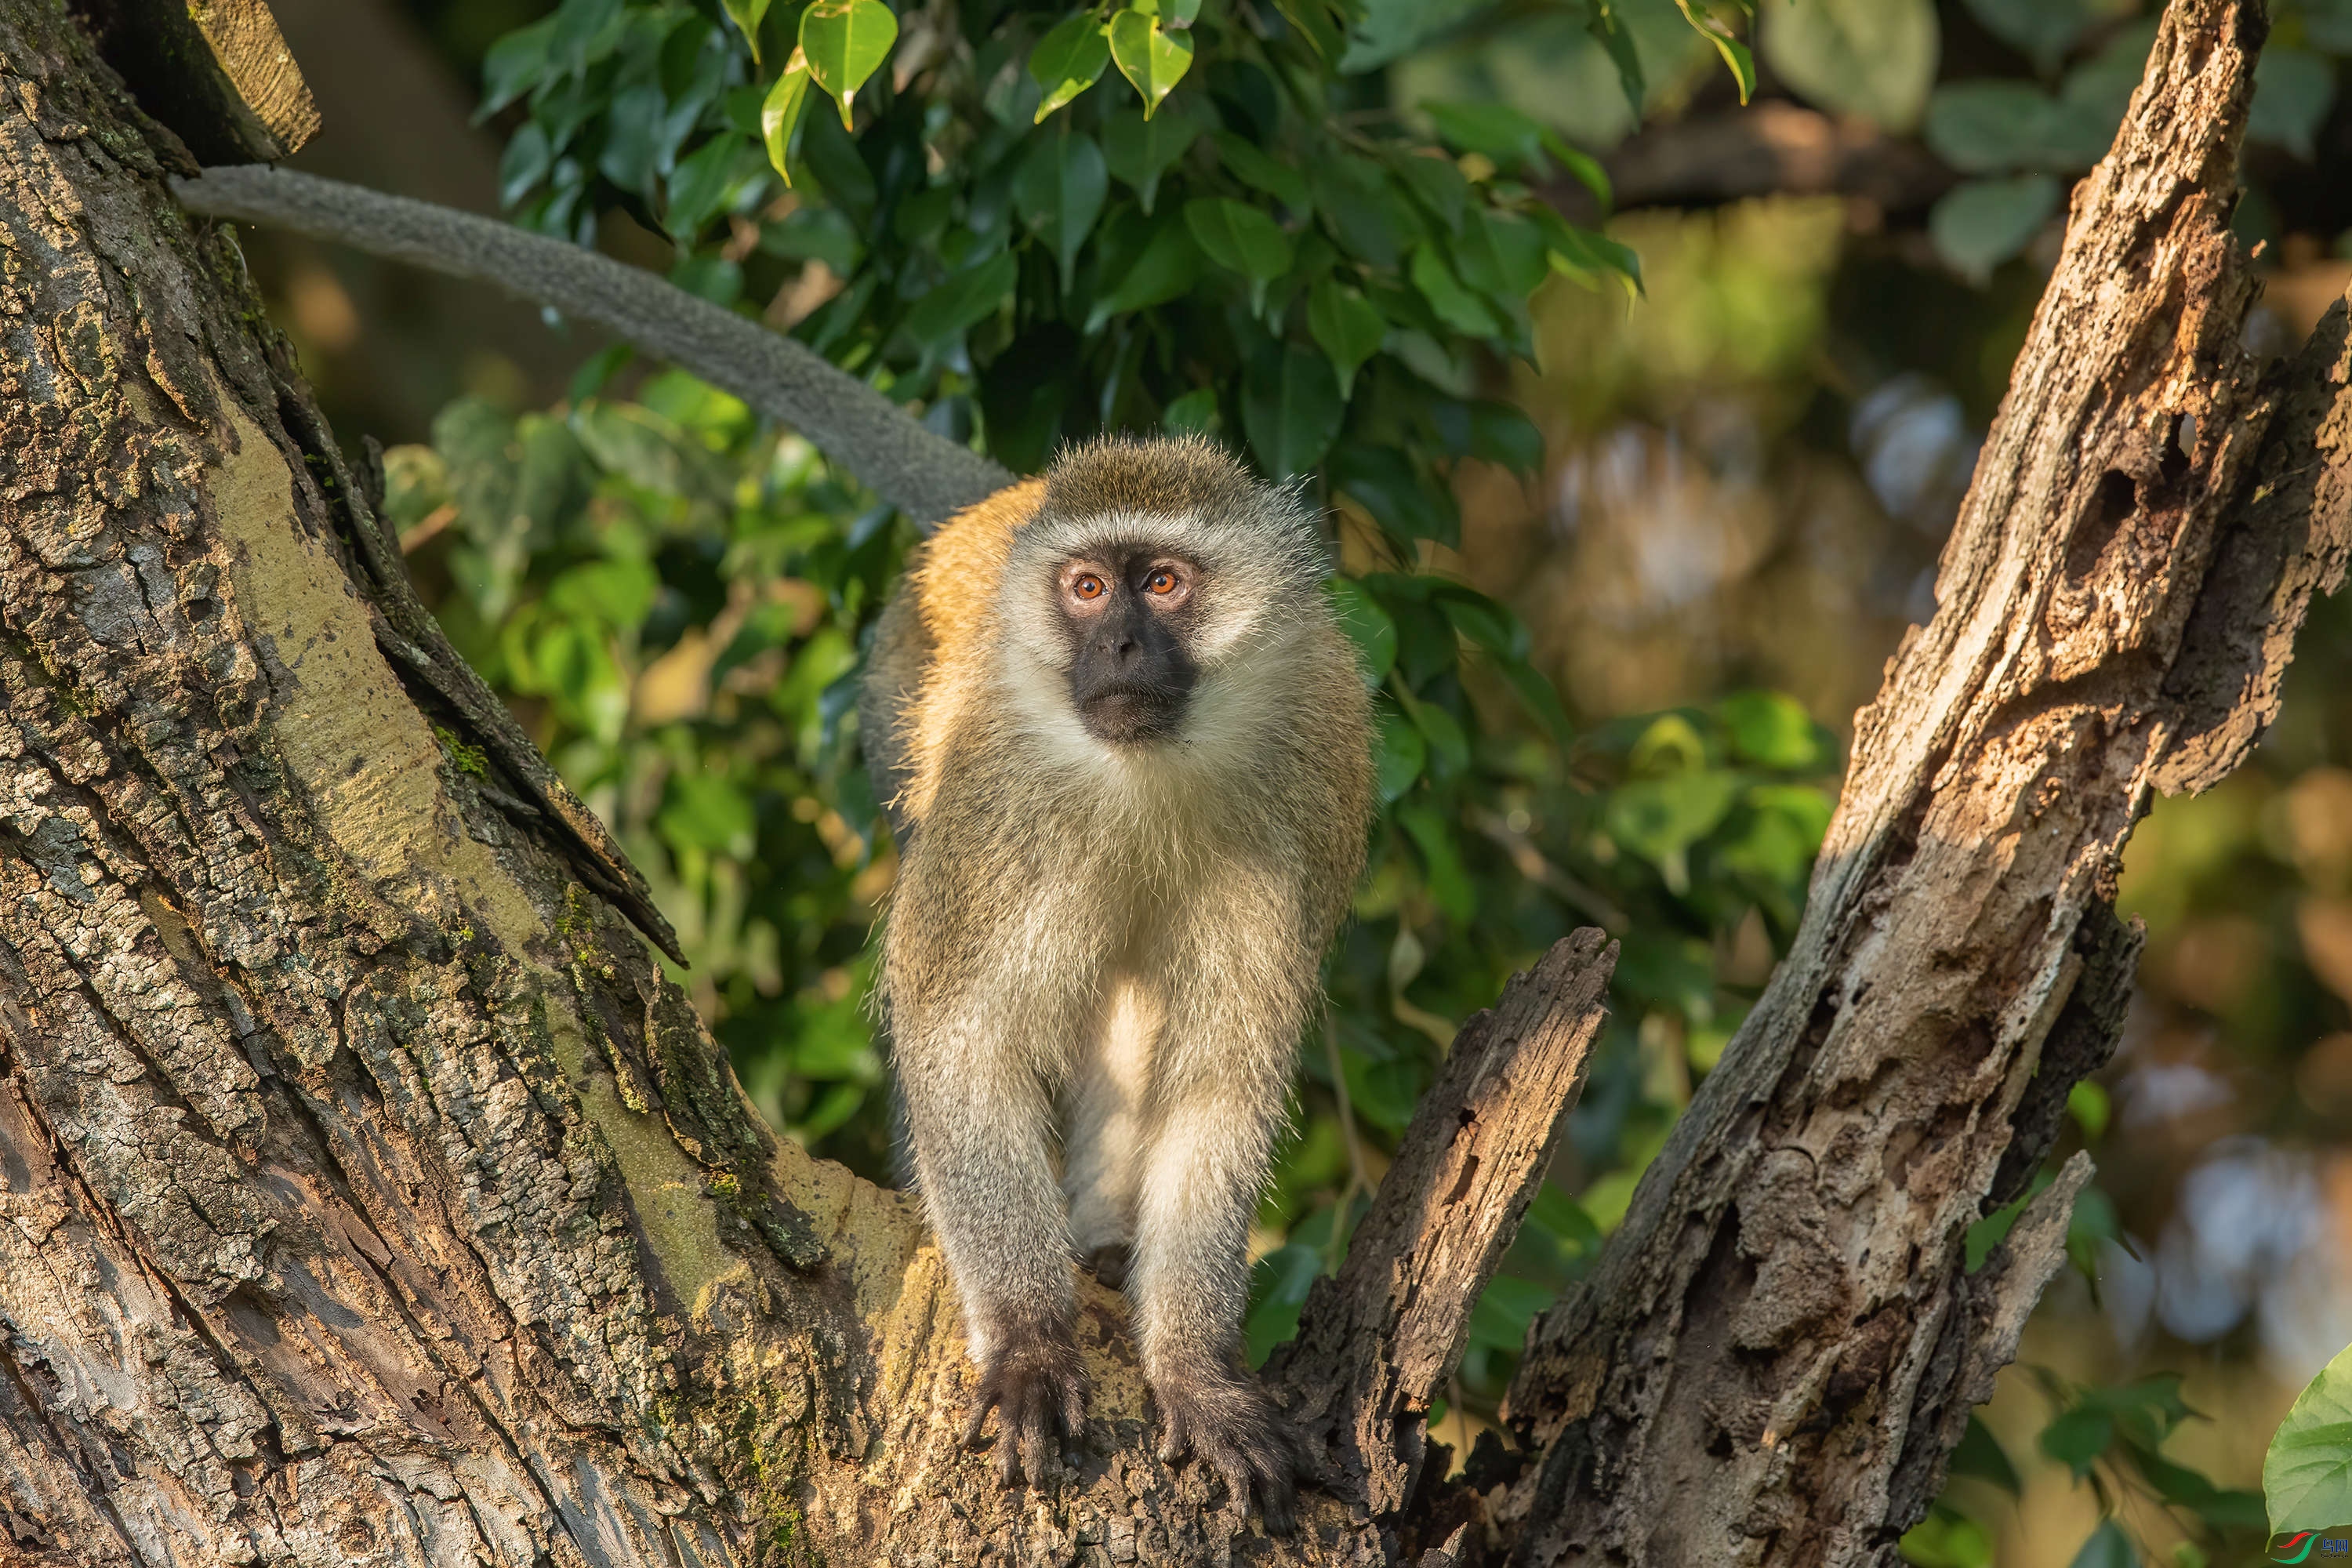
[1274,929,1614,1530]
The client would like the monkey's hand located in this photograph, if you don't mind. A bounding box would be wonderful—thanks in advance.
[962,1323,1086,1490]
[1154,1370,1308,1534]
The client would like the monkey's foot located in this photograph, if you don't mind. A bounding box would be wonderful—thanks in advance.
[1082,1243,1131,1291]
[1152,1370,1308,1534]
[963,1324,1086,1489]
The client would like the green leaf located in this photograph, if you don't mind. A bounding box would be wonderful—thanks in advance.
[1899,1506,1995,1568]
[1374,705,1425,800]
[1030,11,1113,122]
[1675,0,1756,104]
[1307,278,1385,398]
[2068,1080,2110,1141]
[1719,690,1821,771]
[1102,101,1207,213]
[1760,0,1939,132]
[2251,48,2336,162]
[1185,198,1294,281]
[1014,129,1110,292]
[1084,213,1202,328]
[902,250,1019,347]
[659,768,756,856]
[2267,1341,2352,1533]
[2040,1405,2115,1478]
[1213,131,1310,211]
[481,16,557,117]
[1311,157,1413,269]
[1162,386,1220,435]
[1409,243,1501,336]
[1242,342,1343,481]
[1586,1,1645,114]
[1924,82,2114,175]
[1604,771,1740,893]
[1327,576,1397,687]
[760,49,814,185]
[1109,8,1194,118]
[1929,175,2060,284]
[1949,1416,2022,1497]
[2066,1521,2136,1568]
[721,0,771,61]
[800,0,899,130]
[1390,153,1469,234]
[1421,100,1554,176]
[1398,801,1475,920]
[1962,0,2129,74]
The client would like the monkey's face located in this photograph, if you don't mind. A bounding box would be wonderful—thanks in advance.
[1053,549,1201,744]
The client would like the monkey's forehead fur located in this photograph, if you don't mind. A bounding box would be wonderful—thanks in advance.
[1011,434,1328,579]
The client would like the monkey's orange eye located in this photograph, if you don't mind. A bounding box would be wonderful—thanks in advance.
[1073,574,1105,601]
[1146,570,1177,595]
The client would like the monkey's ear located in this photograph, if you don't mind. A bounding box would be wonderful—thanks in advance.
[171,167,1014,532]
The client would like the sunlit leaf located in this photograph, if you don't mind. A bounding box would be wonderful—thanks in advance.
[760,49,813,184]
[1030,10,1112,122]
[2267,1341,2352,1533]
[720,0,771,62]
[1109,8,1194,118]
[800,0,899,130]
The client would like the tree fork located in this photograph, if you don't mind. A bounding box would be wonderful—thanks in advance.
[1496,2,2352,1563]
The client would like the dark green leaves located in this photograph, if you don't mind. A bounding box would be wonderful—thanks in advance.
[1015,130,1109,292]
[1102,102,1207,212]
[902,252,1018,347]
[1242,342,1343,480]
[1308,279,1385,397]
[1185,197,1293,310]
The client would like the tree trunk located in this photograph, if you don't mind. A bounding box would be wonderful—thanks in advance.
[1497,2,2352,1563]
[1,2,2347,1566]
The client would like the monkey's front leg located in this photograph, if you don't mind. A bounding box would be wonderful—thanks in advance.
[1130,1059,1308,1531]
[897,1015,1087,1488]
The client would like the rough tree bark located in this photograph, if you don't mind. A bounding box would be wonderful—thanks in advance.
[1,2,2348,1567]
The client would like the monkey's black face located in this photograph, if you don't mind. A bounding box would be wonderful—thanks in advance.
[1056,550,1200,744]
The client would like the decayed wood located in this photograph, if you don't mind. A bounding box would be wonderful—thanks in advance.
[78,0,318,163]
[1497,3,2352,1563]
[1272,931,1613,1530]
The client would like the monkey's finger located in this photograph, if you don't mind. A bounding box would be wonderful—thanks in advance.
[1056,1370,1086,1440]
[1254,1469,1300,1536]
[1018,1395,1056,1490]
[962,1385,1003,1451]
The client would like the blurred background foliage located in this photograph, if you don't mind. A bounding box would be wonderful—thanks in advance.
[245,0,2352,1561]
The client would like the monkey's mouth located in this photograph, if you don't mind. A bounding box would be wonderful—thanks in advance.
[1078,684,1185,744]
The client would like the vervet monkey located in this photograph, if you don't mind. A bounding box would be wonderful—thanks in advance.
[860,436,1374,1527]
[169,168,1377,1525]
